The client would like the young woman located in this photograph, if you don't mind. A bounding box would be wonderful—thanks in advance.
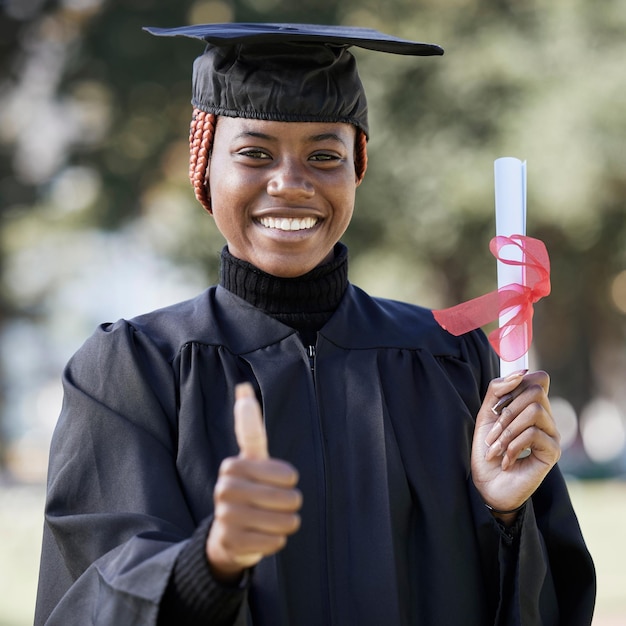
[35,24,595,626]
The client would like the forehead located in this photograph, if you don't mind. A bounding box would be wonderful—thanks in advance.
[214,116,357,143]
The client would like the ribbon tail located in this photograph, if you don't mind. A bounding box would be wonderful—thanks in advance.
[433,290,503,336]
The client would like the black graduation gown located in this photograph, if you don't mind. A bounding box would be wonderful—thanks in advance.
[35,283,596,625]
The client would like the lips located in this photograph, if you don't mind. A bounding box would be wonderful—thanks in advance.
[258,216,319,231]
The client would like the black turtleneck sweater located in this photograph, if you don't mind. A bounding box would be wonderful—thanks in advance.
[219,243,349,346]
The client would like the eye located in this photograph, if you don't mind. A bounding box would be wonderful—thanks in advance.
[238,148,272,160]
[309,152,343,164]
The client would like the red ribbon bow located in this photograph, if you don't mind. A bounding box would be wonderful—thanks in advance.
[432,235,551,362]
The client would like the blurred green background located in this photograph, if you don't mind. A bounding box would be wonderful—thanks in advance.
[1,0,625,624]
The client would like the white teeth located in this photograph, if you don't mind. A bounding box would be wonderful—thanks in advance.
[259,217,318,231]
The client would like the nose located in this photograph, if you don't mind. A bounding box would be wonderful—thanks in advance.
[266,159,315,199]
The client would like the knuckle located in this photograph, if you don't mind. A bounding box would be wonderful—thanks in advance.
[213,480,227,502]
[288,467,300,486]
[290,488,303,510]
[212,501,230,522]
[213,475,237,502]
[525,385,543,402]
[219,456,240,475]
[276,462,299,486]
[537,369,550,387]
[274,535,288,551]
[289,513,302,533]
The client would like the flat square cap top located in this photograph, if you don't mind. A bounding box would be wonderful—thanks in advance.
[143,23,444,56]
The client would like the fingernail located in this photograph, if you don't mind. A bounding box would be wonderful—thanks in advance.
[504,368,528,382]
[485,440,502,461]
[485,421,502,446]
[491,392,514,415]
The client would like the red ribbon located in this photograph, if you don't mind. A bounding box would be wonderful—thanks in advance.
[432,235,550,362]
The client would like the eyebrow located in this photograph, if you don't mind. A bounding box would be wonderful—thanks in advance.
[309,132,348,146]
[235,131,274,141]
[234,130,349,147]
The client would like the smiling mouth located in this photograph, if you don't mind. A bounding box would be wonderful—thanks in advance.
[258,216,319,231]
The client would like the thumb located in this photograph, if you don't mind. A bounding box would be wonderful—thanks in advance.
[234,383,268,460]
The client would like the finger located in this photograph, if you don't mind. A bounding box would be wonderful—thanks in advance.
[219,526,290,566]
[211,504,301,568]
[219,456,299,488]
[489,370,550,415]
[214,500,302,536]
[485,403,556,462]
[485,384,555,448]
[214,474,302,512]
[491,385,525,416]
[496,396,558,445]
[523,370,550,395]
[476,369,528,433]
[233,553,264,568]
[501,428,561,471]
[234,383,268,460]
[209,522,284,570]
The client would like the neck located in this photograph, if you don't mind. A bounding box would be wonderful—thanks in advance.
[219,244,349,335]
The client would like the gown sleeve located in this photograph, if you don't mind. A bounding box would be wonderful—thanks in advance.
[34,320,247,626]
[463,330,596,626]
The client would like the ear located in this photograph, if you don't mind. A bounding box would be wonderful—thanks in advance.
[205,156,213,214]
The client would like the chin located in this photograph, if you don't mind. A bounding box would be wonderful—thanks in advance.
[255,250,332,278]
[263,260,321,278]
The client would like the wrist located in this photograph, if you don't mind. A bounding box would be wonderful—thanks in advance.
[483,501,526,527]
[206,539,247,585]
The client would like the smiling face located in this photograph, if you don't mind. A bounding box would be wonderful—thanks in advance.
[207,117,359,278]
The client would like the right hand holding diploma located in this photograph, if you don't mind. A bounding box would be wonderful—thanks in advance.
[471,370,561,524]
[206,383,302,583]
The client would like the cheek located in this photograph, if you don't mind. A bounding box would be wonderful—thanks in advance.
[208,166,241,216]
[335,180,357,221]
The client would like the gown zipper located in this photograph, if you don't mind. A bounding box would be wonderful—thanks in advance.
[307,345,316,374]
[306,341,332,623]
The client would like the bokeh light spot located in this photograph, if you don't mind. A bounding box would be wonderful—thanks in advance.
[580,398,626,464]
[610,270,626,314]
[551,396,578,451]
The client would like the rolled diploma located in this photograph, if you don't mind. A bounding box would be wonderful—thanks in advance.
[494,157,528,377]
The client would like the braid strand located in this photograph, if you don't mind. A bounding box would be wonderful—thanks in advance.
[189,108,216,213]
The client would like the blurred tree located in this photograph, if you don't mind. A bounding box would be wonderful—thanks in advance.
[0,0,59,469]
[1,0,625,472]
[340,0,626,419]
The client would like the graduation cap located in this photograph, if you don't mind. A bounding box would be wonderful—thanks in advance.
[144,23,443,138]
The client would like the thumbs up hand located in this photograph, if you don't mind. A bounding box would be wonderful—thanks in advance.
[206,384,302,583]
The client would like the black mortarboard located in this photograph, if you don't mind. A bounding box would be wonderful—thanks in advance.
[144,23,443,138]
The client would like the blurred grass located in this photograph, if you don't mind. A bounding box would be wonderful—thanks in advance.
[0,479,624,625]
[567,480,626,625]
[0,483,44,626]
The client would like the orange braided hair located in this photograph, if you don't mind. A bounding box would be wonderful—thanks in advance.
[189,108,216,214]
[188,108,368,213]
